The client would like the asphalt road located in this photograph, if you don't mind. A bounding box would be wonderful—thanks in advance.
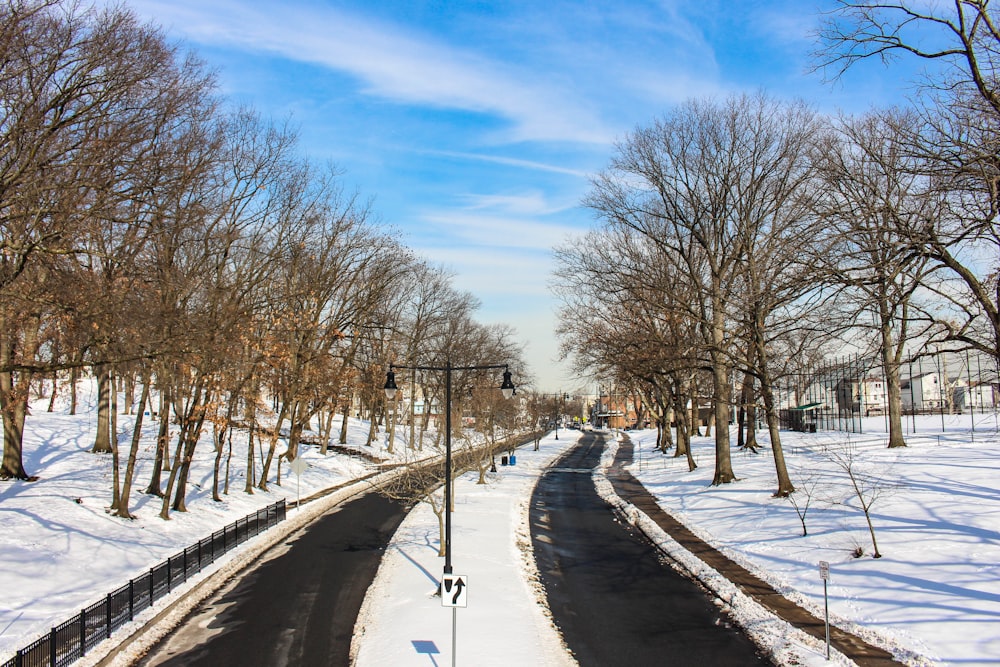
[135,491,407,667]
[530,431,772,666]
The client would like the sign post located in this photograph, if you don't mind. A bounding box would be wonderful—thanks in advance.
[288,457,307,510]
[819,561,830,660]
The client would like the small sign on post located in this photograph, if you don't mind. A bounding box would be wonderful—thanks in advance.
[289,457,307,511]
[441,574,468,608]
[441,573,467,667]
[818,561,831,659]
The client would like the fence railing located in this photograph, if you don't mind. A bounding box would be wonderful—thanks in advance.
[2,499,286,667]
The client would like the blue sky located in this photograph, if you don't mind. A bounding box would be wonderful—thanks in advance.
[120,0,910,392]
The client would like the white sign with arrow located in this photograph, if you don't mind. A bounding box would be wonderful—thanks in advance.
[441,574,468,608]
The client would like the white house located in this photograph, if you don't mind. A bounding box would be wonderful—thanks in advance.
[900,372,944,411]
[859,376,888,415]
[954,381,999,411]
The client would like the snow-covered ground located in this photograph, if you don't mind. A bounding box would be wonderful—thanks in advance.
[2,382,998,666]
[621,415,1000,667]
[0,381,432,663]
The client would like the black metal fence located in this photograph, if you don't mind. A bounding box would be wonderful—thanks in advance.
[2,500,286,667]
[772,350,1000,434]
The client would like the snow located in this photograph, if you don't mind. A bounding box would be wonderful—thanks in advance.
[2,382,999,667]
[616,417,1000,667]
[352,436,577,667]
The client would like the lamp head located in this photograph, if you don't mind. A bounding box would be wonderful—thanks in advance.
[384,369,398,400]
[500,368,515,400]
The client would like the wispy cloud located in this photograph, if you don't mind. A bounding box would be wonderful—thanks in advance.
[457,191,575,216]
[416,210,579,251]
[128,0,616,144]
[426,150,593,179]
[411,245,551,298]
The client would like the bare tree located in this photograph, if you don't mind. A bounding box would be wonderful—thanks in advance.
[375,457,448,556]
[586,93,826,487]
[786,466,825,537]
[396,264,479,450]
[814,109,943,448]
[816,1,1000,362]
[726,98,828,497]
[824,441,899,558]
[554,224,701,467]
[0,2,217,478]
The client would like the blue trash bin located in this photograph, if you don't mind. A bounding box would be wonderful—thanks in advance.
[509,455,516,465]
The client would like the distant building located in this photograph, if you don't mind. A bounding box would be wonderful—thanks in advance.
[953,381,999,411]
[591,391,642,429]
[900,373,944,411]
[859,377,888,416]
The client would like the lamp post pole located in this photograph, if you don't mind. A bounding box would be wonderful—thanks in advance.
[385,362,514,575]
[443,361,453,573]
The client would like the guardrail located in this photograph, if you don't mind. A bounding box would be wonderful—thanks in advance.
[2,499,286,667]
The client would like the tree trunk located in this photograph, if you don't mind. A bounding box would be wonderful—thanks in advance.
[286,401,304,461]
[710,359,736,484]
[213,394,237,501]
[879,310,907,448]
[662,414,674,452]
[171,384,209,513]
[109,367,121,510]
[46,372,58,413]
[673,386,696,471]
[366,403,378,446]
[224,426,233,496]
[757,358,795,496]
[409,368,417,448]
[432,497,446,557]
[689,378,701,437]
[338,393,351,445]
[259,400,289,491]
[123,372,135,415]
[387,397,397,454]
[159,429,186,520]
[116,377,150,518]
[70,365,78,415]
[92,363,113,453]
[738,371,758,451]
[245,398,257,494]
[0,316,36,480]
[320,408,334,455]
[145,383,171,496]
[0,371,29,480]
[213,420,226,502]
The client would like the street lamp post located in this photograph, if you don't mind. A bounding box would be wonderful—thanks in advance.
[384,361,514,575]
[536,392,568,439]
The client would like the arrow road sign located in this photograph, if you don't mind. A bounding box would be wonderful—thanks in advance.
[441,574,467,608]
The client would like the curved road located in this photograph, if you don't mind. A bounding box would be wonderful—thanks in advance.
[135,432,771,666]
[136,492,407,667]
[530,431,771,666]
